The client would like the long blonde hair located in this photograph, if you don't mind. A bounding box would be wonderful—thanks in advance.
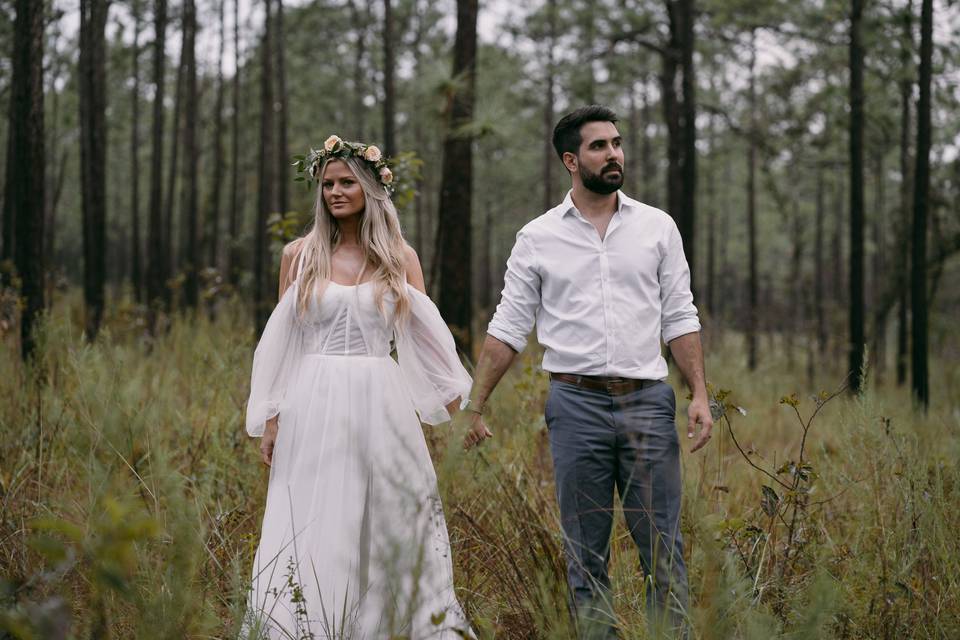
[295,155,411,325]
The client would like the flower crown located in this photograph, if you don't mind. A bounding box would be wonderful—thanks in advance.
[293,135,394,192]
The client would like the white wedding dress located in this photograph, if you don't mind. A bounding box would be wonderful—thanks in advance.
[243,269,474,640]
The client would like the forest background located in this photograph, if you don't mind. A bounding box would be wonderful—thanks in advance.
[1,0,960,638]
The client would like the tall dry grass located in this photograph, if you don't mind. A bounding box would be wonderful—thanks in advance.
[1,296,958,639]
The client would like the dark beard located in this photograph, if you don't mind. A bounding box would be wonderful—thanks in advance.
[579,162,624,195]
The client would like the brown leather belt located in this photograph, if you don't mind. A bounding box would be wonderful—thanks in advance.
[549,372,658,395]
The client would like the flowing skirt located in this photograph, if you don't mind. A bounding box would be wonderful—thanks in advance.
[243,354,472,639]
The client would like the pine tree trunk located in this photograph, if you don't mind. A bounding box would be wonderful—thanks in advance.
[436,0,478,355]
[254,0,276,336]
[542,0,557,213]
[848,0,866,392]
[165,30,186,296]
[872,152,886,377]
[130,0,144,302]
[815,166,827,355]
[79,0,110,340]
[911,0,932,408]
[207,0,226,281]
[181,0,199,309]
[349,0,369,139]
[228,0,242,286]
[383,0,396,156]
[274,0,290,215]
[896,1,912,387]
[641,76,658,206]
[147,0,168,327]
[7,0,45,360]
[678,0,697,294]
[746,31,758,370]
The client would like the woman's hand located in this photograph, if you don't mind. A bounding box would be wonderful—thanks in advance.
[260,416,279,466]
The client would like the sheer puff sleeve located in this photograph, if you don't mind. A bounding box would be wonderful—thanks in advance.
[395,285,473,425]
[245,280,305,437]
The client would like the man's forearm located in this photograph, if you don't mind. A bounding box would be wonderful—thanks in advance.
[668,331,708,399]
[469,335,519,409]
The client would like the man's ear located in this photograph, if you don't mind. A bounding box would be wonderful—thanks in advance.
[562,151,578,174]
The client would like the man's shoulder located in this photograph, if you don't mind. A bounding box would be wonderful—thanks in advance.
[621,193,674,225]
[516,200,572,239]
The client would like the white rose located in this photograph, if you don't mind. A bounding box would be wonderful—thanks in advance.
[363,145,382,162]
[379,167,394,184]
[324,135,342,152]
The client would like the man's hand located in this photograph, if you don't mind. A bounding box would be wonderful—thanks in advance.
[686,395,714,453]
[463,413,493,450]
[260,416,279,466]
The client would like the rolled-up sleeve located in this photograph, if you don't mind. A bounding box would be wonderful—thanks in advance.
[487,230,541,353]
[659,219,701,344]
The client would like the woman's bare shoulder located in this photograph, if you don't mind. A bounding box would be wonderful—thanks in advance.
[283,236,306,259]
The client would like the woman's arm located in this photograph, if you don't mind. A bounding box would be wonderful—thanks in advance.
[262,238,305,466]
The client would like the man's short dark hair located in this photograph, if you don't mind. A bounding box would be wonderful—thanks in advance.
[552,105,619,160]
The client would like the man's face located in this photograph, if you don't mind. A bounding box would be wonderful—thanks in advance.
[569,121,625,195]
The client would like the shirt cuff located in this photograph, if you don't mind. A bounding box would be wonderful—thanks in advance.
[662,319,701,344]
[486,325,527,353]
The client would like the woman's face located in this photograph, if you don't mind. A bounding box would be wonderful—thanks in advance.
[321,160,365,219]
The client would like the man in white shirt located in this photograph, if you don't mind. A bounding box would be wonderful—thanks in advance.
[463,105,713,637]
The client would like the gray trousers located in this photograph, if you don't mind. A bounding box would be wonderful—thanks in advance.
[545,379,688,638]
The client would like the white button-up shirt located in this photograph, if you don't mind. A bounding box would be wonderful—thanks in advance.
[487,190,700,381]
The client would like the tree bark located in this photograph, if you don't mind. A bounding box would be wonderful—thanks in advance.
[146,0,168,327]
[130,0,144,302]
[436,0,478,355]
[848,0,866,392]
[228,0,242,286]
[255,0,277,336]
[165,24,186,293]
[274,0,290,216]
[181,0,199,309]
[678,0,697,295]
[6,0,45,360]
[382,0,396,155]
[542,0,557,213]
[911,0,932,408]
[79,0,110,340]
[896,1,912,387]
[815,165,827,355]
[206,0,226,280]
[348,0,370,139]
[746,30,758,370]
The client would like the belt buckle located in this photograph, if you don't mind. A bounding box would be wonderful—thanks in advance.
[605,378,623,395]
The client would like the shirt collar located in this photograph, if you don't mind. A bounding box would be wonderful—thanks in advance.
[559,190,634,219]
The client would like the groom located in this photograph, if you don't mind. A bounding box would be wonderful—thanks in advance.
[463,105,713,637]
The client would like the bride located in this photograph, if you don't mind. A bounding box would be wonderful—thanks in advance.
[243,136,477,639]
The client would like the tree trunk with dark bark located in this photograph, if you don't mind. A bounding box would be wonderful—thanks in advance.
[911,0,932,408]
[383,0,396,156]
[228,0,242,286]
[206,0,226,280]
[746,30,758,370]
[275,0,290,216]
[79,0,110,340]
[896,1,912,387]
[6,0,45,360]
[165,30,186,292]
[542,0,557,213]
[848,0,866,392]
[147,0,168,328]
[130,0,144,302]
[254,0,277,336]
[181,0,200,309]
[436,0,478,355]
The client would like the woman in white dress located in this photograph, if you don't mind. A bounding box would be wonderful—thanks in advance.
[243,136,478,639]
